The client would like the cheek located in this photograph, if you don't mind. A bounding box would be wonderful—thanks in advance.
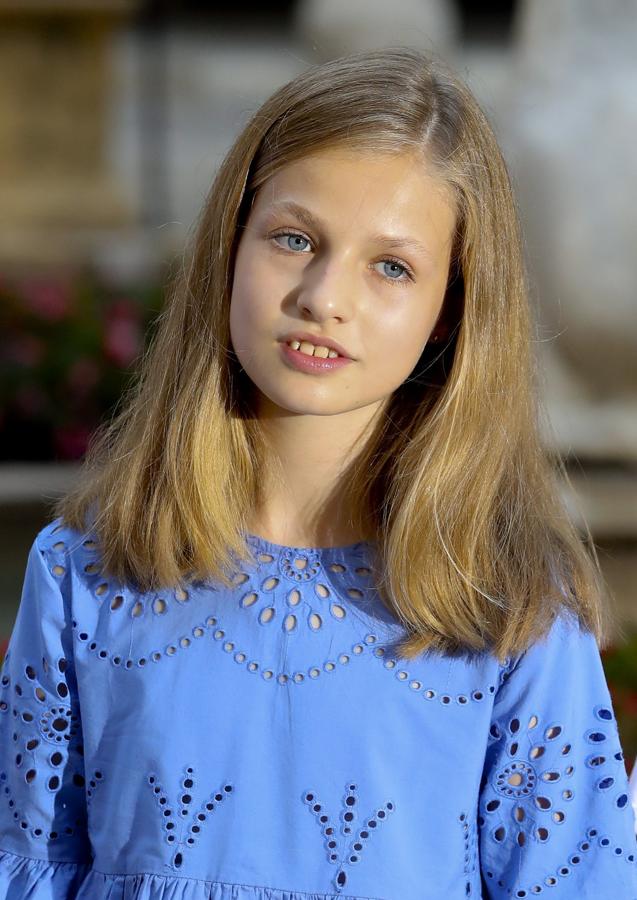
[231,245,280,322]
[359,299,440,388]
[230,253,265,335]
[370,304,434,359]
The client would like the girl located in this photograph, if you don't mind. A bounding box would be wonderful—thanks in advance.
[0,46,635,899]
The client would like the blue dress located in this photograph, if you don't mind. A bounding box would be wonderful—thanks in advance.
[0,516,635,899]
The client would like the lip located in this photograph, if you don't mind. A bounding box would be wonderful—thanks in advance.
[279,342,353,374]
[279,331,354,360]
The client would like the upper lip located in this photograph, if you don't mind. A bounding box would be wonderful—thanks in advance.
[280,331,354,360]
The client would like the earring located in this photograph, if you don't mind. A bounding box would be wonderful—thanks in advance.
[430,333,439,342]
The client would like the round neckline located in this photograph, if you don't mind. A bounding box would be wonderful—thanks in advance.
[244,530,374,554]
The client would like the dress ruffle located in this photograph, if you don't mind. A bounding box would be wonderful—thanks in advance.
[0,848,93,898]
[76,870,373,900]
[0,849,376,900]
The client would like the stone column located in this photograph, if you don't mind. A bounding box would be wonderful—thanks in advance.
[0,0,140,268]
[502,0,637,460]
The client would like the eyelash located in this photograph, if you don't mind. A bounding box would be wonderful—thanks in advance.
[268,230,415,285]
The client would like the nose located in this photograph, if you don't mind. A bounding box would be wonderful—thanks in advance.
[295,253,357,322]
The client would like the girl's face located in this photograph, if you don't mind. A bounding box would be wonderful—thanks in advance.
[229,145,456,418]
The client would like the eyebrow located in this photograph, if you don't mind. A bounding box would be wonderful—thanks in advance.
[264,200,433,260]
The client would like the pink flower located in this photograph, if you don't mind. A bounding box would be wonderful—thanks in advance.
[66,357,101,397]
[14,383,47,416]
[103,298,142,368]
[20,278,73,322]
[2,334,46,367]
[53,423,93,460]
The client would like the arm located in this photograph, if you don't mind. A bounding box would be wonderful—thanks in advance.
[479,611,637,898]
[0,529,93,896]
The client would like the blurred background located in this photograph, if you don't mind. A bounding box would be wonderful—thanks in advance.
[0,0,635,767]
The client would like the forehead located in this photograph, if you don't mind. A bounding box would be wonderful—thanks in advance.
[251,146,456,245]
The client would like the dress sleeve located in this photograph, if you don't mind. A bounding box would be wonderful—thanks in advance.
[0,529,93,896]
[478,611,637,898]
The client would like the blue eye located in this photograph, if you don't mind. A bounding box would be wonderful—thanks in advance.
[272,232,311,253]
[269,230,414,284]
[381,260,409,280]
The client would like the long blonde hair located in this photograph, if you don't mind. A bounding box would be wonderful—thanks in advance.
[52,46,614,664]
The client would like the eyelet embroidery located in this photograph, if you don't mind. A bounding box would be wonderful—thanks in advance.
[492,759,538,800]
[147,765,234,871]
[0,651,87,843]
[276,546,322,583]
[38,703,81,745]
[5,520,636,893]
[85,767,105,812]
[0,766,86,842]
[484,714,574,841]
[49,524,357,683]
[43,520,506,706]
[0,651,81,749]
[480,706,637,892]
[303,781,395,893]
[233,539,375,629]
[459,810,479,896]
[482,825,637,895]
[370,643,498,706]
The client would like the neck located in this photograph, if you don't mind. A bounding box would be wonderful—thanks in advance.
[248,394,383,547]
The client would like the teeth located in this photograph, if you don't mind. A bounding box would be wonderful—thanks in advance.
[288,340,340,359]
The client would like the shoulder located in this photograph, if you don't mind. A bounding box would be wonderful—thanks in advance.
[496,608,603,706]
[511,607,596,665]
[31,516,101,588]
[34,515,93,554]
